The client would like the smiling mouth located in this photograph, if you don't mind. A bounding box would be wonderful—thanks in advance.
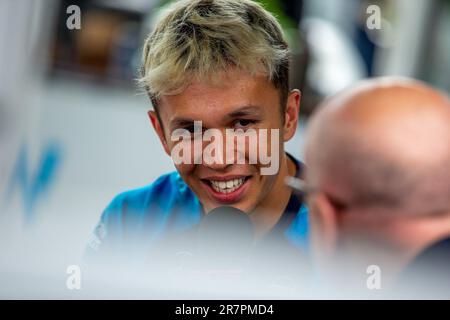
[202,176,251,194]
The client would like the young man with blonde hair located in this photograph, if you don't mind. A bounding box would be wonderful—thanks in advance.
[87,0,308,262]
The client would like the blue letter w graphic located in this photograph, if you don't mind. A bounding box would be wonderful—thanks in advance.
[4,142,62,224]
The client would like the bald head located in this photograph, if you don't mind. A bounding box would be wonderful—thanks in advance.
[305,78,450,214]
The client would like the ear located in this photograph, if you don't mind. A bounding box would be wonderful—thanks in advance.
[310,192,339,259]
[148,110,170,156]
[283,89,301,141]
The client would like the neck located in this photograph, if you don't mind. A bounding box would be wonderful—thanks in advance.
[250,152,297,238]
[339,212,450,283]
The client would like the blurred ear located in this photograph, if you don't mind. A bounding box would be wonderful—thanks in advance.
[310,192,339,258]
[283,89,301,141]
[148,110,170,156]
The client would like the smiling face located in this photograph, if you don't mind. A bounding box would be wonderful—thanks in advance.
[149,69,299,214]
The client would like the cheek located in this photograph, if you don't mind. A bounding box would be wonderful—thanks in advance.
[257,132,282,156]
[167,137,204,171]
[174,163,196,177]
[233,129,282,164]
[252,171,276,198]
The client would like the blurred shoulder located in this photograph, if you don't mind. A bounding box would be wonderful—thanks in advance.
[103,171,198,218]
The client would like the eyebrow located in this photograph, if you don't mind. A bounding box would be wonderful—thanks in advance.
[226,105,262,119]
[169,105,262,131]
[169,117,196,131]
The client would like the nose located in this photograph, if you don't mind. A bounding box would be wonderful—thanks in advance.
[202,130,239,171]
[202,140,232,171]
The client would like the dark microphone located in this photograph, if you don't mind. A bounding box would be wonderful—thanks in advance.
[150,206,255,283]
[196,206,254,269]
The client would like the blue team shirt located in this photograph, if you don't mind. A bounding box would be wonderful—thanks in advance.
[86,156,309,263]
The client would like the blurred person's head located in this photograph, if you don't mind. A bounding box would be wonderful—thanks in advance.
[139,0,300,216]
[304,78,450,275]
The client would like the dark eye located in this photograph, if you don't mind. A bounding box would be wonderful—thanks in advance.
[234,119,256,129]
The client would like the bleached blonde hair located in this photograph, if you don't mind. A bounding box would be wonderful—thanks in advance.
[139,0,290,109]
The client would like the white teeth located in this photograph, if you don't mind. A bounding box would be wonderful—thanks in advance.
[209,178,246,193]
